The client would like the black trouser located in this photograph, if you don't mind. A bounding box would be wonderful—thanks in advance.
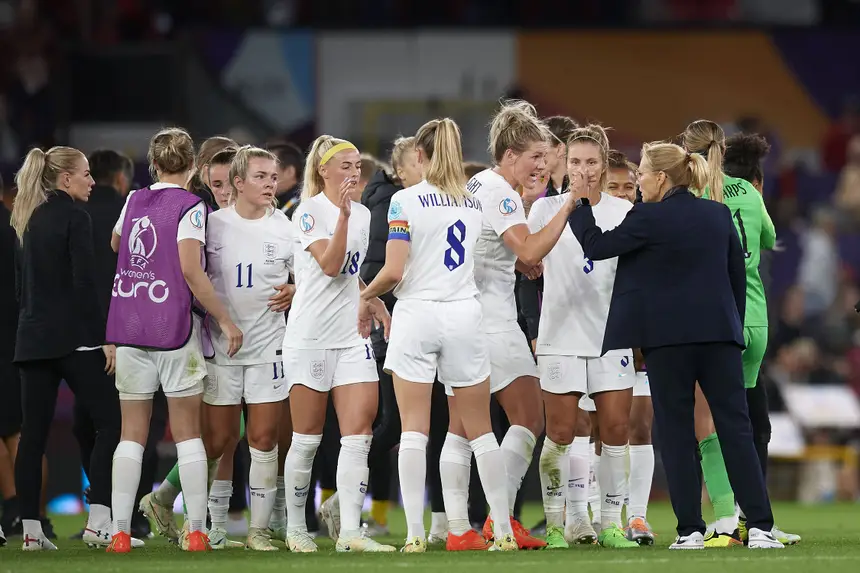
[644,342,773,536]
[746,378,772,480]
[427,381,448,514]
[368,359,400,502]
[73,387,167,505]
[16,351,120,519]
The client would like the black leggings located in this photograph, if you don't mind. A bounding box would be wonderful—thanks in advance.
[746,378,772,479]
[368,360,400,502]
[73,386,167,505]
[17,351,120,519]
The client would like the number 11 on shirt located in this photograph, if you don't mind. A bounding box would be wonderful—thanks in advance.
[236,263,253,288]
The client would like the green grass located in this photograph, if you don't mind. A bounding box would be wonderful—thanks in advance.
[2,502,858,573]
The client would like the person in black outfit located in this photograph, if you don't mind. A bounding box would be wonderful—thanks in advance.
[68,149,162,541]
[567,141,780,548]
[12,146,121,549]
[0,181,22,545]
[269,141,304,220]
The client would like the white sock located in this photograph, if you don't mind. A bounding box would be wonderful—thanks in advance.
[284,433,321,534]
[337,435,371,540]
[627,444,654,519]
[500,425,536,516]
[208,480,232,529]
[111,440,144,534]
[153,479,181,507]
[249,446,278,530]
[430,512,448,536]
[269,475,286,531]
[589,451,601,524]
[539,437,570,528]
[600,443,628,531]
[176,438,208,533]
[471,433,512,539]
[86,503,111,530]
[566,437,591,524]
[440,432,472,536]
[398,431,428,540]
[23,519,43,539]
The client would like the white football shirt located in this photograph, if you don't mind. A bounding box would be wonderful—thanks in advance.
[206,206,294,365]
[470,169,527,332]
[114,183,206,244]
[528,192,632,357]
[285,193,371,349]
[388,180,483,302]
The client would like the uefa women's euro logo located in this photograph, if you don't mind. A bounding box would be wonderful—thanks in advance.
[129,216,158,269]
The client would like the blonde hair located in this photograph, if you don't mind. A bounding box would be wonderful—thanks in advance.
[682,119,725,203]
[415,118,466,199]
[390,136,416,184]
[567,124,611,191]
[302,135,352,200]
[488,99,550,163]
[229,145,278,207]
[148,127,196,181]
[12,147,85,241]
[641,142,709,195]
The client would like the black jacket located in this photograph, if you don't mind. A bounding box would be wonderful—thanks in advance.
[277,184,300,220]
[14,191,105,362]
[0,203,18,360]
[568,188,746,353]
[360,170,401,313]
[81,185,125,325]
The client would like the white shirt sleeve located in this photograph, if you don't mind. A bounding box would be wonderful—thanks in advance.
[177,203,207,244]
[294,200,331,250]
[484,186,527,237]
[387,193,410,241]
[113,190,134,235]
[527,197,547,233]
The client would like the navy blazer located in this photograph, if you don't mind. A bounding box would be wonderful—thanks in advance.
[567,188,746,354]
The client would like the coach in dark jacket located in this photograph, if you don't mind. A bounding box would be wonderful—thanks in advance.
[567,143,776,544]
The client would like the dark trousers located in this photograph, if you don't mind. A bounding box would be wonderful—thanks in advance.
[747,380,771,480]
[368,359,400,502]
[644,342,773,536]
[73,387,167,505]
[16,351,121,519]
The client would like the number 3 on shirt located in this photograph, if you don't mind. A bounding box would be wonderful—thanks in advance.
[444,220,466,271]
[583,257,594,274]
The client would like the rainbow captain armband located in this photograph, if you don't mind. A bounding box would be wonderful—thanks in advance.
[388,220,410,241]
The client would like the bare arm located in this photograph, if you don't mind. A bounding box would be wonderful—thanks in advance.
[306,211,350,277]
[361,239,408,301]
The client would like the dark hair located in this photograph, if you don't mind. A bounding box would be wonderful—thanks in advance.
[545,116,578,146]
[268,141,304,181]
[723,133,771,185]
[88,149,134,187]
[607,149,630,170]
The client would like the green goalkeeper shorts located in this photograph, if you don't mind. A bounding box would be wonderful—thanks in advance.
[742,326,768,389]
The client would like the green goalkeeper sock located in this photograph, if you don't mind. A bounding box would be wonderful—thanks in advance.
[165,462,182,490]
[699,432,736,520]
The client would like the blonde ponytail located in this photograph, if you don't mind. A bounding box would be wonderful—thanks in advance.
[415,118,466,200]
[682,119,726,203]
[12,146,85,241]
[687,153,711,195]
[301,135,353,200]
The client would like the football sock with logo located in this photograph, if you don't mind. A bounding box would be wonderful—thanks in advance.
[539,437,570,528]
[567,436,592,523]
[285,433,321,534]
[336,435,372,540]
[599,443,628,531]
[249,446,278,529]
